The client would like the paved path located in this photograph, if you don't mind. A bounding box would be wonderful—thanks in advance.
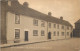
[1,38,80,51]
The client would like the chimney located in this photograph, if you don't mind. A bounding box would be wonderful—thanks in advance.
[60,16,63,20]
[23,2,29,8]
[7,0,18,6]
[48,12,51,16]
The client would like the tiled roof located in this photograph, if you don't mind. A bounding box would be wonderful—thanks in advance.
[75,19,80,24]
[5,0,72,27]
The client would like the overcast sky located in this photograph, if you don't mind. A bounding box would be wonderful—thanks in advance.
[18,0,80,28]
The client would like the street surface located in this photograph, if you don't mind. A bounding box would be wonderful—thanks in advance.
[1,38,80,51]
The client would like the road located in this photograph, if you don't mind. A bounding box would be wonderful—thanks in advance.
[1,38,80,51]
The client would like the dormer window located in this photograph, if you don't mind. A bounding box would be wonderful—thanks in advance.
[62,25,64,29]
[33,19,38,26]
[67,26,69,30]
[54,24,56,28]
[8,1,11,6]
[49,23,51,28]
[41,21,45,27]
[15,14,20,24]
[57,24,59,29]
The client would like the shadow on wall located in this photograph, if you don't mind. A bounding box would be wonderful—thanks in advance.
[73,29,80,38]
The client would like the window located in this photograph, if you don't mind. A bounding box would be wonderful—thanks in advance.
[57,31,59,36]
[62,32,64,36]
[15,14,20,24]
[49,23,51,28]
[62,25,64,29]
[8,1,11,6]
[54,24,56,28]
[67,26,69,30]
[41,21,45,27]
[33,19,38,26]
[57,24,59,29]
[67,32,69,36]
[53,31,56,36]
[15,29,20,39]
[33,30,38,36]
[41,30,45,36]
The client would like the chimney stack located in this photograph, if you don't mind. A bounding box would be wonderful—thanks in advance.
[60,16,63,20]
[23,2,29,8]
[48,12,51,16]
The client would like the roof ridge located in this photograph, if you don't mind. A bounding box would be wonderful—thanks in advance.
[7,1,72,27]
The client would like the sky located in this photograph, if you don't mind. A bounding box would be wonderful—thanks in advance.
[18,0,80,28]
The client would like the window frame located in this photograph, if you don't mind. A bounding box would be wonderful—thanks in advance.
[67,26,69,30]
[15,29,20,39]
[54,24,56,28]
[41,21,45,27]
[41,30,45,36]
[57,31,59,36]
[62,25,64,29]
[67,32,69,36]
[8,1,11,6]
[15,14,20,24]
[62,32,64,36]
[33,30,38,36]
[53,31,56,36]
[49,23,51,28]
[57,24,59,29]
[33,19,38,26]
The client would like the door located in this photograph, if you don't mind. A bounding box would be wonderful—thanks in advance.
[25,31,28,41]
[48,32,51,39]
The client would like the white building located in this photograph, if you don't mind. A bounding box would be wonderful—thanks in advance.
[1,0,73,45]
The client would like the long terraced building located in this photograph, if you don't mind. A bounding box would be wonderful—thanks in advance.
[1,0,73,45]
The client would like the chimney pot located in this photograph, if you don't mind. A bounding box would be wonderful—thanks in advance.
[48,12,51,16]
[23,2,29,8]
[60,16,63,20]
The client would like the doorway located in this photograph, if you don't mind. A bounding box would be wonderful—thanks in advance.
[25,31,28,41]
[48,32,51,39]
